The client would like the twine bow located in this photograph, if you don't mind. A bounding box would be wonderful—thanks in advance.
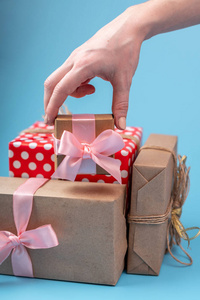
[167,155,200,265]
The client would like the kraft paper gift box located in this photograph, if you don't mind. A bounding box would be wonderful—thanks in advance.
[54,114,114,175]
[0,177,127,285]
[127,133,177,275]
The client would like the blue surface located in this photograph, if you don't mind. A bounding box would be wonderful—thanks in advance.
[0,0,200,298]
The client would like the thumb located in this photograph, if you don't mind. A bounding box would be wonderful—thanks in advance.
[112,85,130,130]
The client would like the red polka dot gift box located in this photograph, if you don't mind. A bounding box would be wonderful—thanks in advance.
[9,122,55,179]
[9,121,142,213]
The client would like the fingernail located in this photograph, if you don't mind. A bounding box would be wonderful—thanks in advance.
[88,89,95,95]
[44,114,48,124]
[44,114,54,125]
[88,87,95,95]
[118,117,126,130]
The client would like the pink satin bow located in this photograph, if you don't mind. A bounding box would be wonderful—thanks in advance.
[52,129,125,183]
[0,178,59,277]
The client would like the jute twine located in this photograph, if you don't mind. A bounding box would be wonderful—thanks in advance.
[20,104,71,134]
[128,145,200,266]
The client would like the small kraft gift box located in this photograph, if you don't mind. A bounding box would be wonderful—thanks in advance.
[53,114,122,180]
[0,177,127,285]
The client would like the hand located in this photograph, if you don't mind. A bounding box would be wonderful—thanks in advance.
[44,7,143,129]
[44,0,200,129]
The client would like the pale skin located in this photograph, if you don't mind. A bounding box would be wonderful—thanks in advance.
[44,0,200,129]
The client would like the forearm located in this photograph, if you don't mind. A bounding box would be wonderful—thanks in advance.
[127,0,200,41]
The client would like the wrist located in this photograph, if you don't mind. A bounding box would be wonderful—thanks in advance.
[125,1,168,43]
[126,0,200,42]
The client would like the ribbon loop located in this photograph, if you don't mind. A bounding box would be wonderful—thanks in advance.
[9,235,21,248]
[52,129,124,183]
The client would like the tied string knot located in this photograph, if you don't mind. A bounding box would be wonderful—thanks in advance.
[82,143,92,159]
[9,235,21,248]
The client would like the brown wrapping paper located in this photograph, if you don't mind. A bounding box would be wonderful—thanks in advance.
[0,177,127,285]
[54,114,114,174]
[127,134,177,275]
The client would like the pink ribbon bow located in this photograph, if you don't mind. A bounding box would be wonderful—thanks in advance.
[0,178,59,277]
[52,129,125,183]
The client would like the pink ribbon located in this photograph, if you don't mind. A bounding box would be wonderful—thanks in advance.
[52,129,125,183]
[0,178,59,277]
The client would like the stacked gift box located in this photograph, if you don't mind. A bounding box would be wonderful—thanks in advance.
[9,115,142,215]
[0,113,197,285]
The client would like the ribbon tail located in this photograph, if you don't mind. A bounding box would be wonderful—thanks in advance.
[92,153,122,184]
[20,225,59,249]
[52,134,60,155]
[13,178,49,235]
[11,244,33,277]
[51,155,82,181]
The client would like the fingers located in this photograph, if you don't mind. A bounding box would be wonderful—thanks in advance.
[44,63,73,112]
[70,84,95,98]
[45,68,94,124]
[112,79,130,130]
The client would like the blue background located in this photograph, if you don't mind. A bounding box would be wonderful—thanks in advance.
[0,0,199,298]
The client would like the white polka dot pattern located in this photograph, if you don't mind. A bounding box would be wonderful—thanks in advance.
[82,178,89,182]
[24,139,33,142]
[129,142,136,149]
[21,172,29,178]
[36,153,44,161]
[126,146,132,152]
[13,160,21,169]
[29,162,37,170]
[97,179,105,183]
[36,174,44,178]
[21,151,29,160]
[9,150,14,158]
[13,142,21,148]
[121,150,129,156]
[121,170,128,178]
[43,164,51,172]
[44,144,52,150]
[20,137,28,141]
[29,142,37,149]
[9,171,14,177]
